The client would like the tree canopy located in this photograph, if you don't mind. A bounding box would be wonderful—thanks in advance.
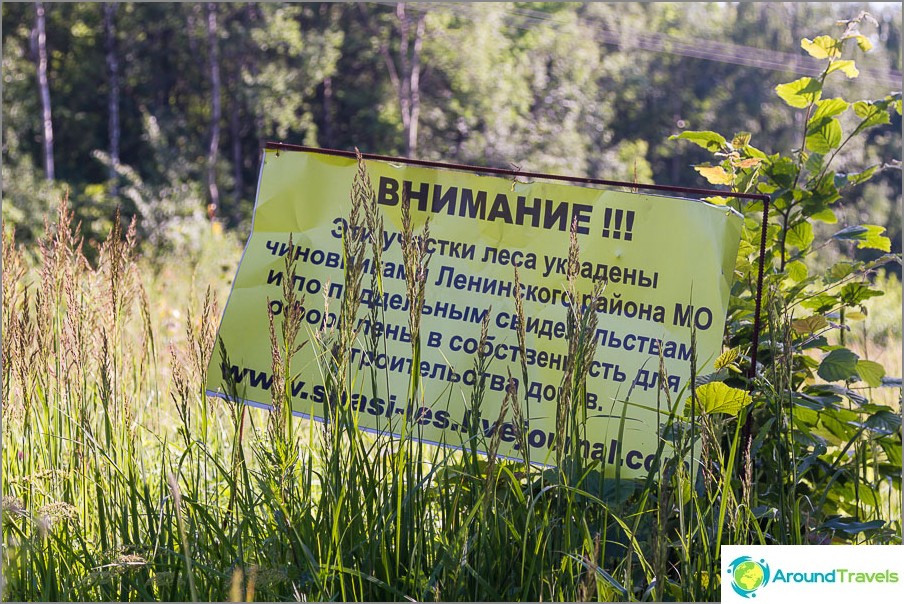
[2,2,900,265]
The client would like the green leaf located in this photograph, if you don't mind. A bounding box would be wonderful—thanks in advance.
[696,368,730,387]
[846,34,873,52]
[814,172,842,202]
[801,355,821,369]
[791,315,828,334]
[694,164,733,185]
[832,225,868,240]
[856,360,885,388]
[802,293,837,313]
[703,196,730,206]
[745,144,768,160]
[820,412,858,443]
[852,100,891,132]
[734,166,761,192]
[731,132,752,149]
[685,382,753,417]
[793,392,840,410]
[775,77,822,108]
[845,165,879,186]
[817,348,859,382]
[853,100,882,119]
[800,335,829,350]
[826,59,859,79]
[809,208,837,223]
[834,224,892,251]
[858,225,891,251]
[714,347,740,370]
[811,98,850,120]
[805,117,842,153]
[737,238,756,256]
[670,130,726,152]
[819,517,885,536]
[807,383,867,406]
[801,35,841,59]
[786,260,809,282]
[840,282,884,305]
[805,152,825,173]
[860,406,901,436]
[786,221,814,250]
[765,156,798,188]
[834,172,850,190]
[880,440,902,466]
[826,262,855,282]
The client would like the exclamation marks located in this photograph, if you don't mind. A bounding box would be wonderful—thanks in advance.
[624,210,635,241]
[601,208,635,241]
[602,208,613,238]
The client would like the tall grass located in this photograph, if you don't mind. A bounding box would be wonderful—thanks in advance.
[2,166,901,601]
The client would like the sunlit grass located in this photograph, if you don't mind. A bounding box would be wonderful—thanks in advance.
[2,178,901,601]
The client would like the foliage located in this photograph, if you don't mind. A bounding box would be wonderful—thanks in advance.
[2,3,901,255]
[672,12,902,551]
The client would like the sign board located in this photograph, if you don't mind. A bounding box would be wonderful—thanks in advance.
[206,147,744,479]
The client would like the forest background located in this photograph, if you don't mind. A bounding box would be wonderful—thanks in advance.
[2,2,901,263]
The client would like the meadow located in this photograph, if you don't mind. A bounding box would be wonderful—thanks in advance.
[2,172,901,601]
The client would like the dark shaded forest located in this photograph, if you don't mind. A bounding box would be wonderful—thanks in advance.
[2,2,901,265]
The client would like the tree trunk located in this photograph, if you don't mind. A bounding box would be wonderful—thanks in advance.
[35,1,54,181]
[104,2,121,193]
[322,75,335,148]
[206,2,222,218]
[375,3,427,158]
[404,6,425,158]
[395,4,426,157]
[229,73,243,207]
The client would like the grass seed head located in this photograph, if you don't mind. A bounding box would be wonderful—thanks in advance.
[37,501,78,526]
[115,553,148,568]
[146,571,175,592]
[1,496,25,516]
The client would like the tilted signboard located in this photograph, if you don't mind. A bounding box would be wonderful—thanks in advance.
[206,146,744,479]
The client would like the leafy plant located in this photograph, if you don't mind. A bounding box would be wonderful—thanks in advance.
[672,12,902,546]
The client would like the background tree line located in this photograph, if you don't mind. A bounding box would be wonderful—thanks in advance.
[2,2,901,269]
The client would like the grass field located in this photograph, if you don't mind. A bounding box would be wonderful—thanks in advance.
[2,192,901,601]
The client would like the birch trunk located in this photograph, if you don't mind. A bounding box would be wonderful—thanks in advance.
[206,2,222,217]
[35,1,54,181]
[104,2,121,191]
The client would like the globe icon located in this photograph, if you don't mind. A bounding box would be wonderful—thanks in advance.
[733,560,765,592]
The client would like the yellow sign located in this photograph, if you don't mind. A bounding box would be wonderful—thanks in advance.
[206,148,743,479]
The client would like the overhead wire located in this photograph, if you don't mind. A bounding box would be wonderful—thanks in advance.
[393,2,902,90]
